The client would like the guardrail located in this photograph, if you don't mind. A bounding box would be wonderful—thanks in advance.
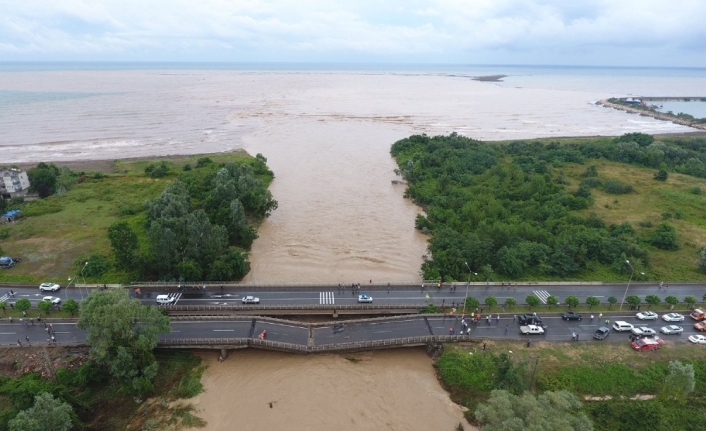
[162,303,427,312]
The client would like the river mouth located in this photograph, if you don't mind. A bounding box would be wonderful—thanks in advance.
[189,348,472,431]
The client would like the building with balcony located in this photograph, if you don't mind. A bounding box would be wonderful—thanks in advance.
[0,168,31,199]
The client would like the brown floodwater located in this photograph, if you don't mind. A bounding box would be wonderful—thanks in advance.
[189,348,473,431]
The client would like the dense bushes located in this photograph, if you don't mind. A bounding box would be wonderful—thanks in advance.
[392,133,651,281]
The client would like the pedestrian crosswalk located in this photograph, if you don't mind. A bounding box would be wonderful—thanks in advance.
[165,292,182,304]
[0,293,11,303]
[320,292,335,305]
[533,290,551,304]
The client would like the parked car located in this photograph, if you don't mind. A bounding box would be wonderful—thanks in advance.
[156,295,175,305]
[662,313,685,322]
[631,327,656,337]
[593,327,610,340]
[39,282,61,292]
[636,311,659,320]
[518,314,542,325]
[241,296,260,304]
[660,325,683,335]
[613,321,634,332]
[520,325,545,335]
[358,294,373,303]
[631,337,665,351]
[562,312,582,321]
[41,296,61,305]
[688,334,706,344]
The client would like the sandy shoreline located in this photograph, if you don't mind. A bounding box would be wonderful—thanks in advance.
[188,348,474,431]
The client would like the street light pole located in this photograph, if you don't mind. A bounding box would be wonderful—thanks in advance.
[620,260,635,311]
[463,262,477,315]
[78,261,88,300]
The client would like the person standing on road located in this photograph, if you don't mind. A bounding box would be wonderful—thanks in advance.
[599,312,603,320]
[590,315,594,322]
[576,333,579,341]
[425,294,430,303]
[505,324,509,333]
[572,332,576,341]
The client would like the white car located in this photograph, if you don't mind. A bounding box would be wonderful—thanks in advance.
[358,294,373,303]
[631,327,656,337]
[662,313,685,322]
[613,321,634,332]
[39,282,61,292]
[660,325,683,335]
[688,334,706,344]
[636,311,659,320]
[156,295,175,305]
[241,296,260,304]
[42,296,61,305]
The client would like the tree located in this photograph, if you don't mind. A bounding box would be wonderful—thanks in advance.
[504,298,517,309]
[651,222,679,251]
[107,221,140,271]
[465,296,480,310]
[626,295,641,308]
[546,295,558,309]
[0,301,5,315]
[8,392,73,431]
[475,389,593,431]
[698,246,706,273]
[586,296,600,309]
[654,169,668,181]
[76,289,170,396]
[27,163,59,198]
[661,360,695,403]
[14,298,31,314]
[63,299,79,317]
[665,295,679,309]
[37,300,53,315]
[485,296,498,309]
[607,296,618,309]
[565,295,580,309]
[526,295,540,309]
[645,294,661,310]
[684,296,698,309]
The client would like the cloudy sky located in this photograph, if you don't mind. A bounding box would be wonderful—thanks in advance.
[1,0,705,66]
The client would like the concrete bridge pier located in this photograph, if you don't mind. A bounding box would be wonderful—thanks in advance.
[219,348,229,361]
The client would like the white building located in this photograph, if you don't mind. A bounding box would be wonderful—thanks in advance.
[0,169,31,199]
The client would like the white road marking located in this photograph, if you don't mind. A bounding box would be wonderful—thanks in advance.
[0,332,17,335]
[319,292,335,304]
[533,290,551,304]
[372,330,393,333]
[213,329,235,332]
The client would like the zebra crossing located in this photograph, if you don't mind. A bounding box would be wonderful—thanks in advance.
[533,290,552,304]
[165,292,182,304]
[320,292,335,305]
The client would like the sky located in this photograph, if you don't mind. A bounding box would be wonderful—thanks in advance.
[1,0,705,66]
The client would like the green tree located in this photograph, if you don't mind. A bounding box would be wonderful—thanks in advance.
[475,389,593,431]
[645,294,661,310]
[586,296,600,309]
[8,392,73,431]
[626,295,641,308]
[37,300,53,315]
[485,296,498,309]
[607,296,618,309]
[82,253,111,278]
[651,222,679,250]
[0,301,6,315]
[565,295,580,309]
[665,295,679,309]
[465,296,480,310]
[107,221,140,271]
[27,162,59,198]
[546,295,558,310]
[76,289,170,397]
[526,295,540,309]
[684,296,698,309]
[14,298,31,314]
[63,299,79,317]
[504,298,517,309]
[698,246,706,273]
[661,360,695,403]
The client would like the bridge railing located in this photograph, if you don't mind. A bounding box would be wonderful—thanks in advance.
[157,337,308,352]
[162,303,427,312]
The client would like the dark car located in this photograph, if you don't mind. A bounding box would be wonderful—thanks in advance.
[0,257,14,268]
[593,327,610,340]
[562,312,582,321]
[518,314,543,325]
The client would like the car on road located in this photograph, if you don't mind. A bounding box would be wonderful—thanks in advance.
[636,311,659,320]
[688,334,706,344]
[660,325,683,335]
[241,296,260,304]
[39,282,61,292]
[42,296,61,305]
[156,295,175,305]
[694,321,706,332]
[518,314,542,325]
[631,337,665,351]
[593,327,610,340]
[613,321,634,332]
[662,313,685,322]
[358,294,373,303]
[562,312,582,321]
[520,325,545,335]
[631,327,656,337]
[690,309,706,321]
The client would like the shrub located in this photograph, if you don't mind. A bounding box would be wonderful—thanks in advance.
[175,366,206,398]
[183,164,192,171]
[639,220,654,228]
[675,210,684,219]
[196,157,212,168]
[662,212,672,220]
[581,165,598,177]
[603,180,633,194]
[579,177,602,188]
[691,186,702,195]
[79,254,111,278]
[92,172,104,180]
[144,161,170,178]
[654,169,669,181]
[651,222,679,250]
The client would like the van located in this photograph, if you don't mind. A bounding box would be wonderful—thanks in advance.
[156,295,174,305]
[613,321,634,332]
[691,309,706,321]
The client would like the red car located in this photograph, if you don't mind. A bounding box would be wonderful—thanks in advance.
[631,337,665,351]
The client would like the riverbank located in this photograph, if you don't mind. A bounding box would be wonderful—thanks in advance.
[189,348,472,431]
[598,99,706,130]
